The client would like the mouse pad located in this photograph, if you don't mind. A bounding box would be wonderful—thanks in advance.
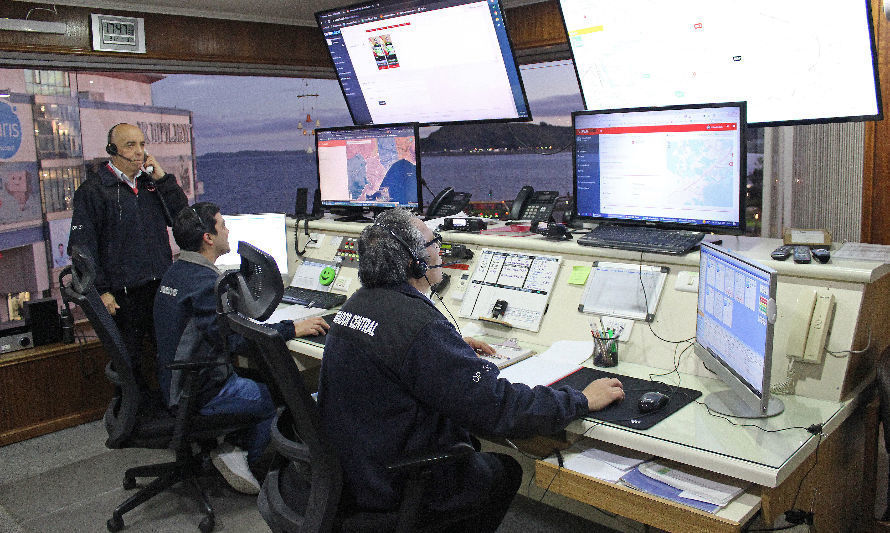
[549,367,702,430]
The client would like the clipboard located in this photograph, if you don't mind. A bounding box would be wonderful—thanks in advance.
[578,261,669,322]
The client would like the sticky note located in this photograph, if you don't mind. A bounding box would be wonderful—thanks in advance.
[568,265,591,285]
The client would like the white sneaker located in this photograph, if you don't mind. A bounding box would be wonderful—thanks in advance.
[211,443,261,495]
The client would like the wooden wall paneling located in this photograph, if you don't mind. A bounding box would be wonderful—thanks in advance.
[863,0,890,244]
[0,2,331,69]
[505,0,567,51]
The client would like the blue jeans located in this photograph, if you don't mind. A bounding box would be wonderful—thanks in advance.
[200,374,276,464]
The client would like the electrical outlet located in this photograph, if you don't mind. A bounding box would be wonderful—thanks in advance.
[674,271,699,293]
[333,276,351,292]
[306,233,324,248]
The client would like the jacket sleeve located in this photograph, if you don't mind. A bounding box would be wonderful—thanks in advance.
[399,319,589,438]
[68,181,110,292]
[154,173,189,224]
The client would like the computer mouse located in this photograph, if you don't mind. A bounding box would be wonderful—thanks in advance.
[638,391,669,414]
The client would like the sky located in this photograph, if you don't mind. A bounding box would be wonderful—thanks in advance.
[150,61,583,155]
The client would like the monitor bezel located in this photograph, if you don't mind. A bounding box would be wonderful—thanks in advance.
[314,0,533,127]
[572,101,747,235]
[215,213,290,275]
[556,0,883,128]
[314,122,424,217]
[693,242,778,417]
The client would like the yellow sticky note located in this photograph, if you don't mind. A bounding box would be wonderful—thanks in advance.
[568,265,591,285]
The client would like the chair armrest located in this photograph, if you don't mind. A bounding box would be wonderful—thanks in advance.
[166,360,229,371]
[386,442,475,474]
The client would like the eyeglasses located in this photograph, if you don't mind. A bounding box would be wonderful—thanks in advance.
[424,232,442,248]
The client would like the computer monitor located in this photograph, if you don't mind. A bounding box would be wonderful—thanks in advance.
[573,102,746,234]
[557,0,882,126]
[694,242,783,418]
[215,213,289,274]
[315,0,531,126]
[316,123,422,222]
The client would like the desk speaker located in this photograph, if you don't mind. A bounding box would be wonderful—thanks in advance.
[24,298,62,346]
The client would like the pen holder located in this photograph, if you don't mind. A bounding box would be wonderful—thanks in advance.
[591,330,619,367]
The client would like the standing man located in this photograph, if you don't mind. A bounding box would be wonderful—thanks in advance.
[318,208,624,531]
[69,123,188,384]
[155,202,329,494]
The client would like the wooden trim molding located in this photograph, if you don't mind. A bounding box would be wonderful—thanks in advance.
[863,0,890,244]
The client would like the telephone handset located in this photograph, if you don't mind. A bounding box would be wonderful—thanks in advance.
[507,186,560,221]
[786,290,836,364]
[425,186,472,218]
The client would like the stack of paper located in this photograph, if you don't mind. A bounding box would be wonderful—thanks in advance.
[558,442,650,483]
[620,460,747,513]
[498,340,589,387]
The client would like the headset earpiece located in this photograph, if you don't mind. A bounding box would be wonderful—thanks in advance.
[105,143,118,156]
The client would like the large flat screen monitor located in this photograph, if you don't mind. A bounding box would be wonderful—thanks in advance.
[694,242,782,418]
[316,123,422,221]
[216,213,289,274]
[558,0,882,126]
[573,102,746,234]
[315,0,531,126]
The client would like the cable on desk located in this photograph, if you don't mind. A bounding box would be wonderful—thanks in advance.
[295,216,317,257]
[638,252,696,346]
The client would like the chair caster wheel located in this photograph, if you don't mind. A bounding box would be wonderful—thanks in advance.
[199,515,215,533]
[123,476,136,490]
[107,515,124,532]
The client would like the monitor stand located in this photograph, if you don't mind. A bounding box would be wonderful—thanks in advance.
[703,390,784,418]
[331,206,373,222]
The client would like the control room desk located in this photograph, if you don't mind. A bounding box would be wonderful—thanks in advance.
[282,218,888,532]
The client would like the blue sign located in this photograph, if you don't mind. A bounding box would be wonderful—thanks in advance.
[0,101,22,159]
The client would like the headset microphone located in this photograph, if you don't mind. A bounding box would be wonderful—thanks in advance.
[428,261,462,269]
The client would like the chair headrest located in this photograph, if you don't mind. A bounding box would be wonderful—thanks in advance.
[215,241,283,321]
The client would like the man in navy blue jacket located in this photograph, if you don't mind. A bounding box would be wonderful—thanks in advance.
[70,123,188,385]
[155,202,329,494]
[318,208,624,531]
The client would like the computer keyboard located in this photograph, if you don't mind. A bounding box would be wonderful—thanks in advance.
[578,224,705,255]
[281,286,346,309]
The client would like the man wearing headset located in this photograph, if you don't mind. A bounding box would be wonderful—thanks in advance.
[70,123,188,386]
[155,202,329,494]
[318,208,624,531]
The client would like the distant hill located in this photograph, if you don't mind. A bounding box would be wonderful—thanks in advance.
[420,122,573,153]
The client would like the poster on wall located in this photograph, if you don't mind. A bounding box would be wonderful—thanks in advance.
[0,161,41,228]
[49,217,72,269]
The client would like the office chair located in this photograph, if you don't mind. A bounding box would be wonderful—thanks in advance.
[216,241,474,533]
[877,346,890,522]
[60,247,261,533]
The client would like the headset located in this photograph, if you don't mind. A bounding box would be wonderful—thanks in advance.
[105,123,125,157]
[190,206,210,235]
[374,224,428,279]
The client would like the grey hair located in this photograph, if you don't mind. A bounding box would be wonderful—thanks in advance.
[357,208,426,287]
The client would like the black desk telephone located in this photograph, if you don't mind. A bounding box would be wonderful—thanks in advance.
[508,186,559,221]
[426,187,472,218]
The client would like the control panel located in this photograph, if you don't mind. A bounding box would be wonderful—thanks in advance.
[335,237,360,267]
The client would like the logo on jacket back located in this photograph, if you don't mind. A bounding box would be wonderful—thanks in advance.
[333,310,378,337]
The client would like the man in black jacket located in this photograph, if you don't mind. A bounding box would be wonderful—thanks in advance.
[318,208,624,531]
[69,123,188,384]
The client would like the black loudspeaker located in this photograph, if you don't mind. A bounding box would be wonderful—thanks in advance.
[311,189,323,218]
[294,187,308,217]
[24,298,62,346]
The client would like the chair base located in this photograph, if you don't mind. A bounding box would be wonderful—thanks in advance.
[106,453,217,533]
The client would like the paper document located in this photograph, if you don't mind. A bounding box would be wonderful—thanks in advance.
[479,339,534,369]
[544,440,649,483]
[832,242,890,263]
[498,355,579,388]
[290,258,339,291]
[637,461,746,507]
[620,467,719,513]
[263,304,327,324]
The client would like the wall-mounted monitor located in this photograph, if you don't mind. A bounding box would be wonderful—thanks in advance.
[216,213,288,274]
[558,0,882,126]
[694,242,782,418]
[316,0,531,126]
[573,101,746,234]
[316,123,422,222]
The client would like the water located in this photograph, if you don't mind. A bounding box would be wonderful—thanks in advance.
[196,151,573,215]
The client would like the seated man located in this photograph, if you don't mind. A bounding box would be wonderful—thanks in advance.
[155,202,329,494]
[318,207,624,531]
